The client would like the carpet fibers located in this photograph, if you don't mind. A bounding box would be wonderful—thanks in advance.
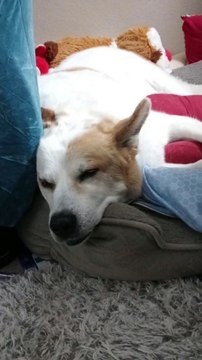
[0,263,202,360]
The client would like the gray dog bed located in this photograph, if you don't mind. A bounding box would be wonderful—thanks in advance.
[18,61,202,281]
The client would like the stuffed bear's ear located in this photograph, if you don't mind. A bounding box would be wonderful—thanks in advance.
[113,98,151,148]
[44,41,58,63]
[41,107,56,128]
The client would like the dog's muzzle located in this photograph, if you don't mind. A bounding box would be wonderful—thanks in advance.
[50,210,78,240]
[50,210,91,246]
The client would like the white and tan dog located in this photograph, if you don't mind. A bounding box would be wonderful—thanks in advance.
[37,46,202,245]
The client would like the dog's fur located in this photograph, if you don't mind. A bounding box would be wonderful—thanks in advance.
[37,46,202,245]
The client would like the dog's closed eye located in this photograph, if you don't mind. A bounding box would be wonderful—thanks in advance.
[78,168,99,182]
[39,178,55,190]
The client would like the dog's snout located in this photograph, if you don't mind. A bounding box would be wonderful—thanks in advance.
[50,211,77,239]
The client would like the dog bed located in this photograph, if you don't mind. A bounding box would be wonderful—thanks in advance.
[18,61,202,281]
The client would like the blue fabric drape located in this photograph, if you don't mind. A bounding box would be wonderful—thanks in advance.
[0,0,42,226]
[140,166,202,233]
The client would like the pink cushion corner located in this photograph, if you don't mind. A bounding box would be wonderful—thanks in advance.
[148,94,202,164]
[181,15,202,64]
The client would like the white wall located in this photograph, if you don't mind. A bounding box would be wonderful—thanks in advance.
[33,0,202,54]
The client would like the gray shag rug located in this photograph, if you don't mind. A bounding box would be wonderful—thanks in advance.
[0,263,202,360]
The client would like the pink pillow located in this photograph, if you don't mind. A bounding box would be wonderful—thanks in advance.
[182,15,202,64]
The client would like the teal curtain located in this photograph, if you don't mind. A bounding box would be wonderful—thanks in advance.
[0,0,42,226]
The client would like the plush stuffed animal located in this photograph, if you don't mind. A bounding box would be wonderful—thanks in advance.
[43,26,172,72]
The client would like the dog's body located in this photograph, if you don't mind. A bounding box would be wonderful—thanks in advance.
[37,46,202,245]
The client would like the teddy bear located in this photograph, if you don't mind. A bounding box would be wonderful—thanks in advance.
[42,26,172,73]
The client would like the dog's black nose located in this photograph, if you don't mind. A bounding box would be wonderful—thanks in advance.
[50,211,77,239]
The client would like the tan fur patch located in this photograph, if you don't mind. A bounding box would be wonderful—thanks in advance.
[67,122,142,198]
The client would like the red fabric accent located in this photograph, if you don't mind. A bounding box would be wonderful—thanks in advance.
[165,140,202,164]
[35,45,49,75]
[35,45,46,57]
[181,15,202,64]
[165,49,172,61]
[148,94,202,164]
[35,56,49,75]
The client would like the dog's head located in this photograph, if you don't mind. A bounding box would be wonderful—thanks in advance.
[37,99,150,245]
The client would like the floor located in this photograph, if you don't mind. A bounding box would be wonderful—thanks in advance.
[1,258,24,274]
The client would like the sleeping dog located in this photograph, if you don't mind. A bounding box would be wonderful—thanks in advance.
[37,46,202,245]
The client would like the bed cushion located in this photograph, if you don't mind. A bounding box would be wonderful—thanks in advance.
[148,94,202,164]
[18,61,202,281]
[18,190,202,281]
[182,15,202,64]
[173,59,202,83]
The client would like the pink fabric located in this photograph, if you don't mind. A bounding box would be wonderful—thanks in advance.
[148,94,202,164]
[182,15,202,64]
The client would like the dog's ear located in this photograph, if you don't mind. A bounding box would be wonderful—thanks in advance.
[113,98,151,148]
[41,107,56,128]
